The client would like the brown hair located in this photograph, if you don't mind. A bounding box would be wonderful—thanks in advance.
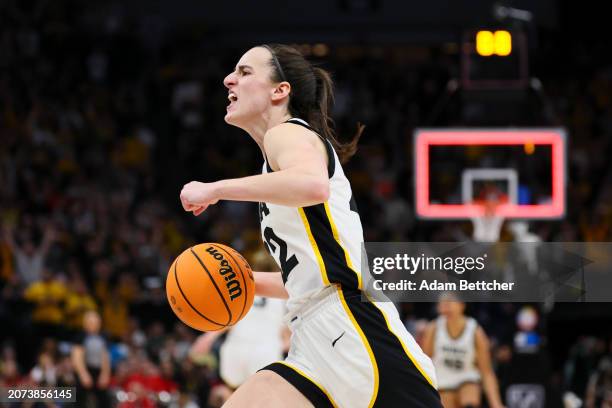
[259,44,364,164]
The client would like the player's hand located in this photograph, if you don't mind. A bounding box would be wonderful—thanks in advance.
[80,371,93,388]
[97,372,110,388]
[180,181,220,215]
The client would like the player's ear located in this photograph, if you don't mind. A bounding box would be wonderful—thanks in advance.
[271,82,291,102]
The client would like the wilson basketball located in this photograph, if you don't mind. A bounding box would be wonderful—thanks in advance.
[166,243,255,331]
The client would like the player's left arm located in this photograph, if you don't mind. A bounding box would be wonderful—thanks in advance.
[180,124,329,214]
[98,342,111,388]
[253,271,289,299]
[475,326,505,408]
[420,321,436,357]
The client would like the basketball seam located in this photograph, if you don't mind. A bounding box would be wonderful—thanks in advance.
[210,243,250,324]
[173,257,225,329]
[190,247,233,326]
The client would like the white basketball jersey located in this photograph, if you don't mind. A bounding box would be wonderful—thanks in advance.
[259,118,364,313]
[224,296,285,347]
[433,316,481,390]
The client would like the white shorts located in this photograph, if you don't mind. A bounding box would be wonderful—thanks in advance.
[260,285,442,408]
[220,342,282,388]
[436,371,482,391]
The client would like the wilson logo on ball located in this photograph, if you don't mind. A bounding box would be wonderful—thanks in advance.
[206,246,242,301]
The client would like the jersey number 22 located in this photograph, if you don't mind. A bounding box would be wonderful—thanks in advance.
[263,226,298,282]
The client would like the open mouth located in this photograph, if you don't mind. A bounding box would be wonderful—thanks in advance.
[227,91,238,107]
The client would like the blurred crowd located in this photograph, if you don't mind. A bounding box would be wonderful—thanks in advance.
[1,0,611,406]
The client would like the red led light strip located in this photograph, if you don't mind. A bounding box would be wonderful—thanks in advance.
[415,130,565,219]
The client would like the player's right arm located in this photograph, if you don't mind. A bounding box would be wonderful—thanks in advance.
[71,345,93,388]
[421,321,436,357]
[180,123,329,215]
[254,271,288,299]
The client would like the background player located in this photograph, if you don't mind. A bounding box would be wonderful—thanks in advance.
[422,294,505,408]
[190,296,286,389]
[189,249,286,394]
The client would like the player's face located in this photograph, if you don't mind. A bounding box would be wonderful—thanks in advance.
[83,312,101,333]
[223,47,278,127]
[437,300,465,318]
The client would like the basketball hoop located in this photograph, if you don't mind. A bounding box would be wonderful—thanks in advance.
[471,197,505,242]
[460,168,512,242]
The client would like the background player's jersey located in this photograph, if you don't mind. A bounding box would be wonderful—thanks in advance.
[259,118,364,313]
[433,316,481,390]
[224,296,285,347]
[220,296,286,387]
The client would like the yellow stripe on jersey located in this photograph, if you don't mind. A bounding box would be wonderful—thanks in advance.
[337,287,379,407]
[277,361,339,408]
[366,293,437,389]
[298,207,330,286]
[323,201,362,290]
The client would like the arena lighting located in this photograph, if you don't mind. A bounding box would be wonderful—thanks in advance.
[494,31,512,56]
[476,31,495,57]
[476,30,512,57]
[414,129,566,219]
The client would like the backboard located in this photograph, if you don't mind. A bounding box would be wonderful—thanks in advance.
[414,128,567,220]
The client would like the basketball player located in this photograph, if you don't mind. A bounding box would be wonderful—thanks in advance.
[180,44,441,407]
[190,295,286,389]
[422,295,505,408]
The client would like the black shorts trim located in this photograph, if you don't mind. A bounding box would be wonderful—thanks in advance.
[342,290,443,408]
[259,362,335,408]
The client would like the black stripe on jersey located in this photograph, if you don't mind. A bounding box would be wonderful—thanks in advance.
[342,290,443,408]
[323,137,335,178]
[259,362,336,408]
[285,118,335,178]
[302,204,359,290]
[349,192,359,214]
[265,160,273,173]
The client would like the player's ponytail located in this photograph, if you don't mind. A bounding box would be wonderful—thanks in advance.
[310,67,364,164]
[261,44,364,164]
